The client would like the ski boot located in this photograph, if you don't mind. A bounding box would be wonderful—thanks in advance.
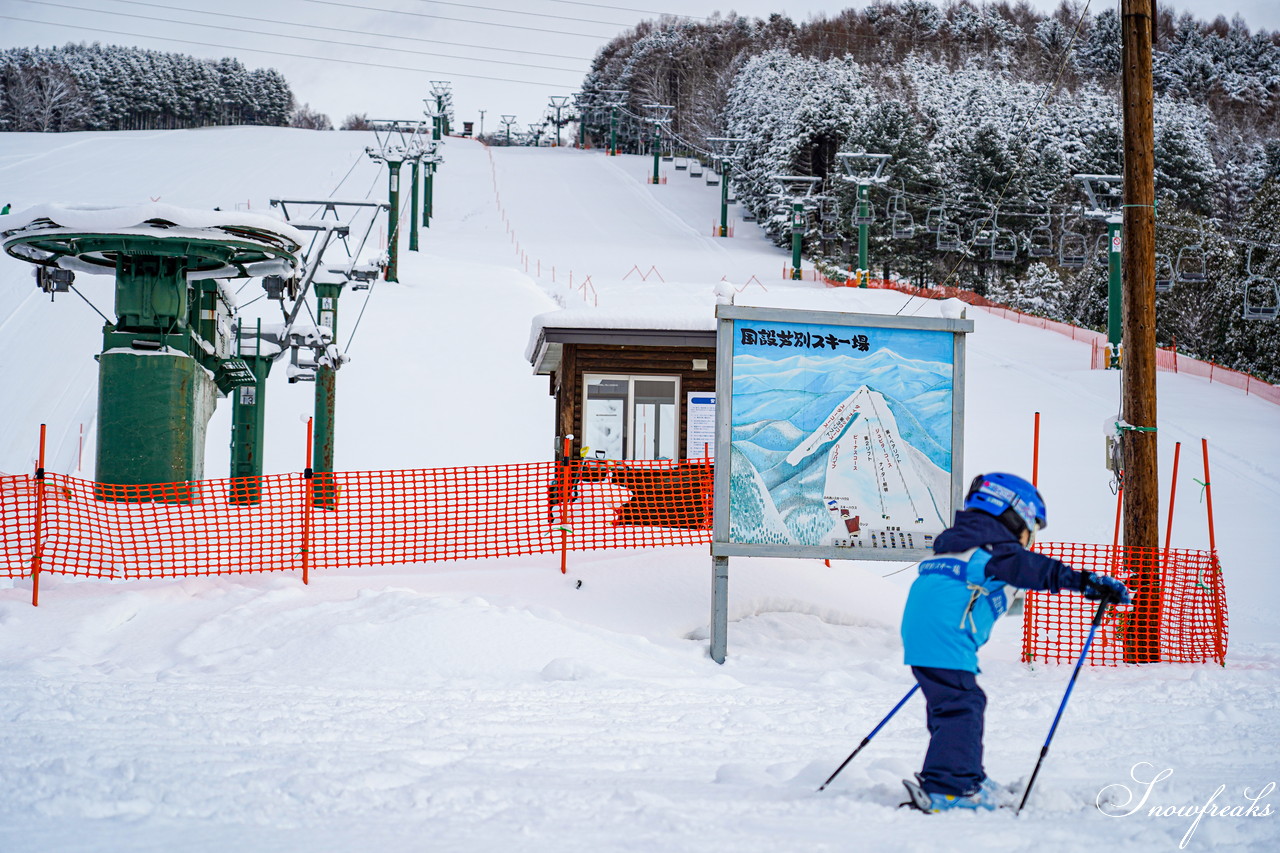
[902,775,999,813]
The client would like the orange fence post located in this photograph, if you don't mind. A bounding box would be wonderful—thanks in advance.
[1111,485,1124,551]
[559,435,572,574]
[1201,438,1216,554]
[1032,411,1041,487]
[1163,441,1181,555]
[302,417,314,585]
[31,423,46,607]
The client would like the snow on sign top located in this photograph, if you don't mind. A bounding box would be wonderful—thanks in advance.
[0,202,305,279]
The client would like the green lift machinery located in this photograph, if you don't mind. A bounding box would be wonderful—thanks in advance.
[257,198,388,505]
[772,176,822,280]
[0,203,303,499]
[1076,174,1125,369]
[837,153,892,288]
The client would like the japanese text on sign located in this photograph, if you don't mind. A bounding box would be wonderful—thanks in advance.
[739,327,871,352]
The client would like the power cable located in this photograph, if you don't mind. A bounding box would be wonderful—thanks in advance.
[328,149,368,198]
[299,0,618,39]
[402,0,637,28]
[98,0,594,60]
[543,0,701,18]
[18,0,586,74]
[0,13,580,86]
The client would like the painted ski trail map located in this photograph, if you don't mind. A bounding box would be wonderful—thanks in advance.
[714,306,972,561]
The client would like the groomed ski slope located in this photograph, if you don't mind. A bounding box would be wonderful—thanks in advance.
[0,128,1277,852]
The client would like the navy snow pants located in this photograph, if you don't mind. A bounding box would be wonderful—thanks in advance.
[911,665,987,796]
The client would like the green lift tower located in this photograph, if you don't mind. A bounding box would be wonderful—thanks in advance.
[0,203,302,497]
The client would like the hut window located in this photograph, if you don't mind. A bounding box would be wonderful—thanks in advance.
[582,374,680,460]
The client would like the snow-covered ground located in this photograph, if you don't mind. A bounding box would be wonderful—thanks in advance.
[0,129,1277,852]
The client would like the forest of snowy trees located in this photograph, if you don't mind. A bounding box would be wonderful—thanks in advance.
[579,1,1280,382]
[0,43,295,132]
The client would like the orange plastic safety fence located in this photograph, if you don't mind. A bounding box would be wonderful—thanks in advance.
[1022,543,1228,666]
[0,460,715,580]
[1,474,37,577]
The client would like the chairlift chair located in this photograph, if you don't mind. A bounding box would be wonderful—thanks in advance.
[891,210,915,239]
[1176,243,1207,283]
[925,206,946,234]
[990,228,1017,262]
[1242,247,1278,320]
[1028,223,1054,257]
[852,200,875,226]
[1243,279,1279,320]
[971,218,997,248]
[1154,253,1175,293]
[690,160,704,178]
[674,156,688,171]
[936,220,962,252]
[706,169,720,186]
[1059,230,1088,269]
[1092,233,1111,267]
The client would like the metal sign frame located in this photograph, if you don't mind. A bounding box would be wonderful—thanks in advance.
[708,304,973,662]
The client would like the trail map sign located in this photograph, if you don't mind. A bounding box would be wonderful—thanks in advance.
[708,305,973,662]
[713,305,973,561]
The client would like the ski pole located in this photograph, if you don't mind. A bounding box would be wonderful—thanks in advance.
[1015,597,1110,814]
[817,683,920,793]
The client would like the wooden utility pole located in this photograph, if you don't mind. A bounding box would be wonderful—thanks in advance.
[1121,0,1161,662]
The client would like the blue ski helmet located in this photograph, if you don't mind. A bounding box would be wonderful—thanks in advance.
[963,473,1046,537]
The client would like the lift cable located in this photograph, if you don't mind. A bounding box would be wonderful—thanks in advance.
[21,0,587,74]
[0,13,580,86]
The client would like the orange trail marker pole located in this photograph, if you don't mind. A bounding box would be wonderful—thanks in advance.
[31,423,47,607]
[1032,411,1041,486]
[303,417,314,585]
[559,435,572,575]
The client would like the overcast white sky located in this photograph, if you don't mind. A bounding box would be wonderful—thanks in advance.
[0,1,1276,136]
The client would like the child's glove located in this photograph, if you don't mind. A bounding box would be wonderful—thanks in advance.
[1079,571,1133,604]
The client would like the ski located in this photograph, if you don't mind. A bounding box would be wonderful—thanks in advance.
[901,778,934,813]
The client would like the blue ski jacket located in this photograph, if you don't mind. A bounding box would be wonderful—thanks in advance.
[901,510,1086,672]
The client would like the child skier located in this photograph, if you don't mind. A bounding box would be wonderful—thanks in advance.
[900,472,1130,813]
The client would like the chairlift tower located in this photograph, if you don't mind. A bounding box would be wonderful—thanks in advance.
[602,89,627,155]
[1,204,302,495]
[366,120,426,282]
[837,153,891,287]
[421,145,442,227]
[773,176,821,280]
[548,95,572,147]
[498,114,516,147]
[1077,174,1124,368]
[429,81,452,138]
[262,199,385,501]
[572,93,588,148]
[641,104,673,185]
[708,137,747,237]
